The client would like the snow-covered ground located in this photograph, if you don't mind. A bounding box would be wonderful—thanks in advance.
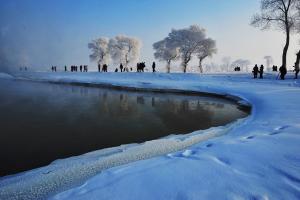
[1,72,300,200]
[0,72,14,79]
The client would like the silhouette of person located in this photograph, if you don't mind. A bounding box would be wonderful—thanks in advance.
[102,64,108,72]
[259,65,264,79]
[152,62,156,72]
[295,51,300,79]
[98,64,101,72]
[80,65,83,72]
[65,65,67,72]
[24,67,27,71]
[120,63,123,72]
[294,64,299,79]
[115,68,118,72]
[252,64,258,78]
[279,66,287,80]
[140,62,145,72]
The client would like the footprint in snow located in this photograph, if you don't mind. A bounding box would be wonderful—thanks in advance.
[206,143,213,148]
[246,135,256,140]
[269,131,280,136]
[270,125,290,136]
[274,125,290,131]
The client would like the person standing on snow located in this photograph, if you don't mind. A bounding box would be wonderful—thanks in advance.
[259,65,264,79]
[294,64,299,79]
[152,62,156,72]
[279,66,287,80]
[120,63,123,72]
[252,64,259,79]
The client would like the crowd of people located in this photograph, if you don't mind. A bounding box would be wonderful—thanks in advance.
[69,65,88,72]
[250,52,300,80]
[19,67,28,71]
[252,64,264,79]
[250,64,299,80]
[234,66,241,71]
[51,62,157,73]
[22,55,300,81]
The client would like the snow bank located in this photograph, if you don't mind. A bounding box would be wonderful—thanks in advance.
[0,72,14,79]
[0,118,244,199]
[1,72,300,200]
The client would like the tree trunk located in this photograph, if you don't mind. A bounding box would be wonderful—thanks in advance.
[198,59,203,73]
[296,50,300,65]
[182,54,191,73]
[183,63,187,73]
[125,54,129,68]
[166,60,171,73]
[282,16,290,70]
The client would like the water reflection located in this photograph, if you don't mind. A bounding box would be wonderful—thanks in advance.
[0,80,248,176]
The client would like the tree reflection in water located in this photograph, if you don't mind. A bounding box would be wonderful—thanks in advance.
[0,80,248,176]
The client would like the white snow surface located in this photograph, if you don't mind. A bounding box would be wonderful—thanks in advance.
[0,72,14,79]
[1,72,300,200]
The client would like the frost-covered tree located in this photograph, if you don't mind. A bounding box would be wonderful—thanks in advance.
[195,38,217,73]
[295,0,300,30]
[264,55,273,70]
[88,37,110,65]
[108,35,141,68]
[251,0,298,73]
[153,38,179,73]
[166,25,207,73]
[221,57,232,72]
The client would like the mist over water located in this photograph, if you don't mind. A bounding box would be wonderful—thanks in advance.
[0,79,248,176]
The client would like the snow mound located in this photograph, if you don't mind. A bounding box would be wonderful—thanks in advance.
[0,72,14,79]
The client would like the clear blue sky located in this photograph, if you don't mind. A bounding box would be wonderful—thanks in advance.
[0,0,299,72]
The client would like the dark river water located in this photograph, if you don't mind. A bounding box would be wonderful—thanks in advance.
[0,79,248,176]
